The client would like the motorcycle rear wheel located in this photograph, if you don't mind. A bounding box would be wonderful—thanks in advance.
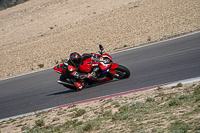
[59,75,77,90]
[114,65,130,79]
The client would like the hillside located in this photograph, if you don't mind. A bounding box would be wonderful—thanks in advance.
[0,0,200,80]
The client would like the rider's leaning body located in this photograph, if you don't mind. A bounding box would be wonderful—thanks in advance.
[62,52,91,90]
[62,52,112,90]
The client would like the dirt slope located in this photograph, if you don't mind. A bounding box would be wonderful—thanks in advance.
[0,0,200,80]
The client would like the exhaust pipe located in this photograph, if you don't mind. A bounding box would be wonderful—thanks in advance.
[57,80,75,87]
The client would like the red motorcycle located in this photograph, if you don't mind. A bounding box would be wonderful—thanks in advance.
[53,45,130,90]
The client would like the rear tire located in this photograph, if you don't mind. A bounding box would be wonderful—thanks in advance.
[114,65,130,79]
[59,75,77,90]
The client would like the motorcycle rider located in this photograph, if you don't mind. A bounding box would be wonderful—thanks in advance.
[62,52,93,90]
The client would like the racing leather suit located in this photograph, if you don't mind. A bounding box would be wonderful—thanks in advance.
[62,59,91,90]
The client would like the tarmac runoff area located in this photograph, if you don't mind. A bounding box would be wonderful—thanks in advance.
[1,76,200,122]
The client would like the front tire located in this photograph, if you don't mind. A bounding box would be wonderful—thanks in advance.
[114,65,130,79]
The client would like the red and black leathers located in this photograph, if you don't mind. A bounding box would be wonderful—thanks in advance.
[63,59,80,79]
[62,59,92,90]
[62,59,83,90]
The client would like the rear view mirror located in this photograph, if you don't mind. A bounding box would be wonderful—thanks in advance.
[99,45,104,55]
[99,45,104,50]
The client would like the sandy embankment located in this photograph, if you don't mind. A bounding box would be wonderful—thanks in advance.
[0,0,200,80]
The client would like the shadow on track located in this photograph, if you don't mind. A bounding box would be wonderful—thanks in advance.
[47,89,74,96]
[47,80,119,96]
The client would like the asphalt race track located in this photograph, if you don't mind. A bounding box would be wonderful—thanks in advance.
[0,32,200,120]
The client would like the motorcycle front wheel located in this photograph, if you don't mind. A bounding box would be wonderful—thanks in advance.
[114,65,130,79]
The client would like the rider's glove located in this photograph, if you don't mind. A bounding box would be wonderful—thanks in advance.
[80,73,96,80]
[88,72,97,79]
[80,73,92,80]
[80,75,87,80]
[87,73,92,79]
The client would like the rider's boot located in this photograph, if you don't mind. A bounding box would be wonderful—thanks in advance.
[75,81,84,91]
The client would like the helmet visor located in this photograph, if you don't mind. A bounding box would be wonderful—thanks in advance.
[73,58,81,65]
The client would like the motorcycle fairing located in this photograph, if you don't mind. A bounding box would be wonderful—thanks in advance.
[53,64,66,75]
[97,63,118,83]
[79,58,93,73]
[109,63,118,74]
[102,53,113,62]
[100,68,110,74]
[79,54,107,73]
[99,62,112,71]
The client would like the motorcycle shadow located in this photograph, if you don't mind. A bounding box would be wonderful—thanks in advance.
[47,89,74,96]
[47,79,119,96]
[84,79,119,88]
